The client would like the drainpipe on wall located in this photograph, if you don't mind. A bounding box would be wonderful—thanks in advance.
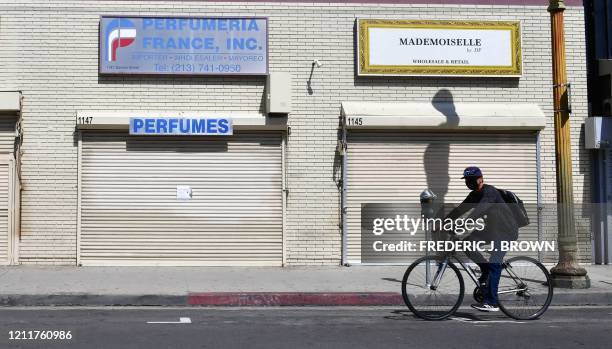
[536,131,543,263]
[340,114,348,266]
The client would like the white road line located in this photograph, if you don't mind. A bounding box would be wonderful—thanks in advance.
[473,320,525,324]
[450,317,525,324]
[147,317,192,324]
[450,317,473,323]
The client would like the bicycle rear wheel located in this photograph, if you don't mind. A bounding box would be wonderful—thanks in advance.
[497,256,553,320]
[401,255,464,320]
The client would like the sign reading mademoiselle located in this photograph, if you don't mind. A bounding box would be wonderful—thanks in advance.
[357,20,522,77]
[100,16,268,75]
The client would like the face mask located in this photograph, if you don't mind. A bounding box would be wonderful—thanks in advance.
[466,178,479,191]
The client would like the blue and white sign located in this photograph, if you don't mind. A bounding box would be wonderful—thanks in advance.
[100,16,268,75]
[129,117,233,136]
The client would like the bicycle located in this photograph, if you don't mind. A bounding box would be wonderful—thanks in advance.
[401,234,553,321]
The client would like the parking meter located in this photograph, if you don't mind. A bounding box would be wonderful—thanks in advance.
[420,189,437,219]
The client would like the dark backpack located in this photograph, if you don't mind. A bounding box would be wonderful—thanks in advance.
[497,189,530,228]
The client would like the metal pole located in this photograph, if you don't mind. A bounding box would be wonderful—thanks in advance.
[341,115,348,266]
[548,0,590,287]
[536,131,543,263]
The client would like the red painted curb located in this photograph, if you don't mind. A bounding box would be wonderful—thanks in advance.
[187,292,404,306]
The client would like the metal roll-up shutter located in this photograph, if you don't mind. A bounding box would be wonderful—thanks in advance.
[0,116,16,265]
[0,163,8,264]
[80,132,283,266]
[347,132,538,264]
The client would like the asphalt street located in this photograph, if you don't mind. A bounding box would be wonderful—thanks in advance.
[0,306,610,349]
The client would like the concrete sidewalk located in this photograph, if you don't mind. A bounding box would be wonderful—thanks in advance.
[0,265,610,306]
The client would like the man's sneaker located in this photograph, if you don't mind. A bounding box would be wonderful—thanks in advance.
[471,303,499,312]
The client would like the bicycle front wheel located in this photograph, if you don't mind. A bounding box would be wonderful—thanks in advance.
[401,255,464,320]
[497,256,553,320]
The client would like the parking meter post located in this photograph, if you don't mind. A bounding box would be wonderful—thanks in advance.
[420,189,437,286]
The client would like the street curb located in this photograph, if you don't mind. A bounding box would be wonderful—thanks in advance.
[187,292,404,306]
[0,291,610,307]
[0,295,188,307]
[551,292,612,306]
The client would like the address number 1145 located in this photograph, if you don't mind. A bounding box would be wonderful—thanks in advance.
[347,117,363,126]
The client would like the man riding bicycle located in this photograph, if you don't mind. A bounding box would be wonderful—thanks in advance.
[445,166,519,312]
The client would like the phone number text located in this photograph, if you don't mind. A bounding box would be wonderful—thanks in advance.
[155,63,242,73]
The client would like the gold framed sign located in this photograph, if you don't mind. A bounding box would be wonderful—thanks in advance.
[357,19,522,77]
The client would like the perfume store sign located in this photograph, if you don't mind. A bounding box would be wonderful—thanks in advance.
[357,19,522,77]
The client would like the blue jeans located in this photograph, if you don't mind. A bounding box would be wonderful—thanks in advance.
[478,262,503,305]
[465,235,508,306]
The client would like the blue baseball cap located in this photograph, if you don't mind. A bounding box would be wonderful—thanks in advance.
[461,166,482,179]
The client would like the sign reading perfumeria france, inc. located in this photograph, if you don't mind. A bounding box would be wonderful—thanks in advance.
[100,16,268,75]
[129,117,233,136]
[357,19,522,77]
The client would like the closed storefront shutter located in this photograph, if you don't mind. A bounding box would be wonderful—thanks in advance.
[0,116,16,265]
[0,163,8,264]
[347,132,539,264]
[80,132,283,266]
